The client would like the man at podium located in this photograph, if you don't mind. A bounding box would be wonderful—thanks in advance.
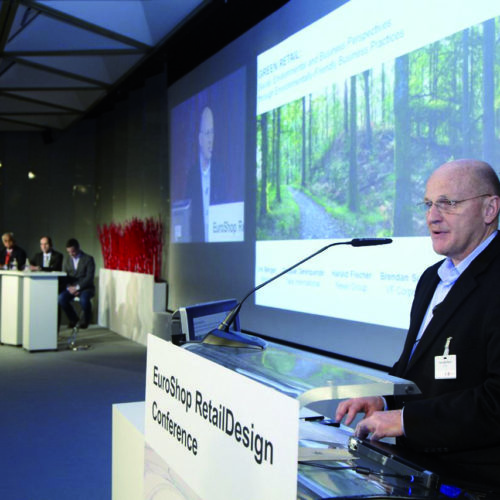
[336,159,500,489]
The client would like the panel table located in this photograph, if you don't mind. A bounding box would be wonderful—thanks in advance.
[0,270,65,350]
[0,270,24,345]
[22,271,66,351]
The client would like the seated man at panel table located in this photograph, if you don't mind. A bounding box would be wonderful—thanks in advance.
[58,238,95,329]
[335,159,500,491]
[30,236,63,272]
[0,232,27,270]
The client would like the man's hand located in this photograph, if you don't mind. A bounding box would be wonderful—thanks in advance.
[67,285,79,296]
[335,396,385,427]
[354,410,403,441]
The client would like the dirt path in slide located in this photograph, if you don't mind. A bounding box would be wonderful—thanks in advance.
[288,187,345,239]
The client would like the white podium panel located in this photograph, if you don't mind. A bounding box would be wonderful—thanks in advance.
[112,402,145,500]
[0,272,24,345]
[22,272,65,351]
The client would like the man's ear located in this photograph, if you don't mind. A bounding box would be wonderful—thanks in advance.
[484,195,500,224]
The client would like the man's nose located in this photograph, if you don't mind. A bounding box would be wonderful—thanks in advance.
[427,203,443,222]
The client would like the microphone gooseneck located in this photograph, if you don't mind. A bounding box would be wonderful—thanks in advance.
[218,237,393,333]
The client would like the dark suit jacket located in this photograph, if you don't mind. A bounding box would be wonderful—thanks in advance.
[31,250,63,271]
[0,245,27,270]
[62,251,95,293]
[389,233,500,487]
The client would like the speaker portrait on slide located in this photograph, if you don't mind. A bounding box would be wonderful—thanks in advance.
[170,68,246,243]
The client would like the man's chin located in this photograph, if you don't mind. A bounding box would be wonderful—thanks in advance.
[431,237,448,256]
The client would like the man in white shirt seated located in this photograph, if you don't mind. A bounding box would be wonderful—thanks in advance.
[30,236,63,272]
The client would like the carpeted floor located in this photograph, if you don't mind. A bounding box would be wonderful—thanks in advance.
[0,326,147,500]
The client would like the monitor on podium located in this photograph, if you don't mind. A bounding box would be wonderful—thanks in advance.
[171,299,240,343]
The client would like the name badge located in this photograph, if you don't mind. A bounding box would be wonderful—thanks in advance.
[435,355,456,379]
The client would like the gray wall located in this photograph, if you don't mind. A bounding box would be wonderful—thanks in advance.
[0,70,170,280]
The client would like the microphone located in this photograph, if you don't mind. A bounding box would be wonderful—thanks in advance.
[202,237,392,349]
[350,238,393,247]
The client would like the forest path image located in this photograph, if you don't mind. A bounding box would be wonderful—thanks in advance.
[288,187,345,239]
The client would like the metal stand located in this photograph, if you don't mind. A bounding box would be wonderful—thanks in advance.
[67,324,91,351]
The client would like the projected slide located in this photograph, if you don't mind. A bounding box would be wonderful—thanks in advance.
[170,67,246,243]
[255,0,500,329]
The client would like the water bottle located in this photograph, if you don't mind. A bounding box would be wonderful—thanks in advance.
[25,258,31,272]
[11,258,18,270]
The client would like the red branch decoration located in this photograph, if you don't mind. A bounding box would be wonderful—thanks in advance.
[97,216,164,281]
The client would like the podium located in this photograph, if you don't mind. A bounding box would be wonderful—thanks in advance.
[0,270,66,350]
[112,338,448,499]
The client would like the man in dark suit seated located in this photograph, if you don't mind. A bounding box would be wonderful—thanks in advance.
[30,236,63,271]
[0,232,27,270]
[58,238,95,329]
[336,159,500,491]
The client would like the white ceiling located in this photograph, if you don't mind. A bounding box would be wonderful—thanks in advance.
[0,0,206,132]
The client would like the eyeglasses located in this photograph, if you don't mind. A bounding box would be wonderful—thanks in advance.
[418,194,491,213]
